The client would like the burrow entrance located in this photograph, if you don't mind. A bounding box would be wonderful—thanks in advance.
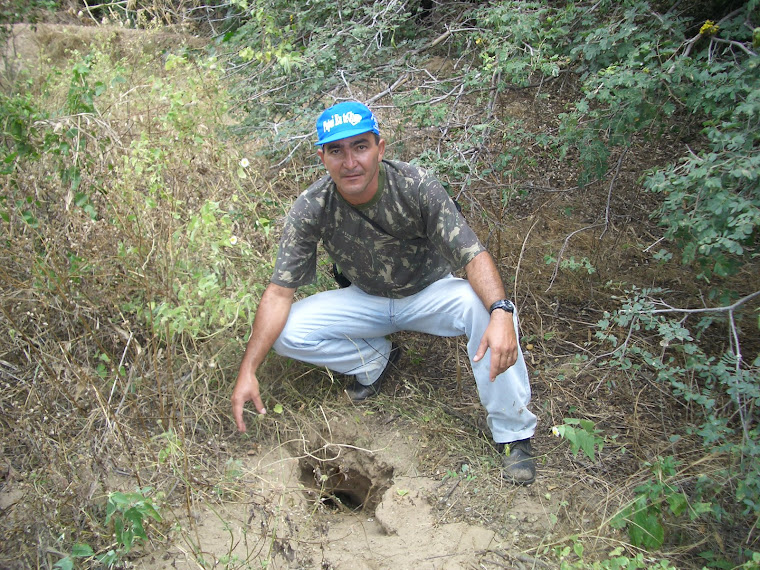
[298,448,394,514]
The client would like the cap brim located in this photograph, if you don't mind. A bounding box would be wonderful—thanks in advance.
[316,127,376,146]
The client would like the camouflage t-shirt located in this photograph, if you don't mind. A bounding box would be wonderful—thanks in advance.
[271,159,485,298]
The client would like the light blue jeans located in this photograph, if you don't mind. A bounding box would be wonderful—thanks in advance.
[272,275,537,443]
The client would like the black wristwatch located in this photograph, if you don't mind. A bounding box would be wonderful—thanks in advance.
[489,299,515,314]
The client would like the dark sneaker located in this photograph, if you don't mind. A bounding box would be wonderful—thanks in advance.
[500,438,536,485]
[346,343,400,402]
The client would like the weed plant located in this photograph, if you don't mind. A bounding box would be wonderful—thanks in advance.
[0,25,284,567]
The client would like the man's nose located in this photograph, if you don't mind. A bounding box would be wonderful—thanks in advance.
[343,149,357,169]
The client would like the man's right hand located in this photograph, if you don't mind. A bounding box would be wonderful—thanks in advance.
[230,283,295,433]
[231,369,267,432]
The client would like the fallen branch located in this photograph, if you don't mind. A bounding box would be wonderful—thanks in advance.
[365,73,410,105]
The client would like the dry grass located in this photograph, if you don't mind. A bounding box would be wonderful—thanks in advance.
[0,23,279,566]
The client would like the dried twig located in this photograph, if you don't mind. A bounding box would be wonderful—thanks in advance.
[600,147,628,239]
[545,223,603,293]
[514,217,540,303]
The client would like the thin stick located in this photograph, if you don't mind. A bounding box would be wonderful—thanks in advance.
[600,147,628,239]
[514,217,539,303]
[545,223,603,293]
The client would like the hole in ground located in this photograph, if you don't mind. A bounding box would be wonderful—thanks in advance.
[299,451,393,514]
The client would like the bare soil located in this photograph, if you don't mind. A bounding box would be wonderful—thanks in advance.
[132,411,555,569]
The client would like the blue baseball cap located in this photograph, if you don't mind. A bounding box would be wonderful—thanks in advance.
[315,101,380,146]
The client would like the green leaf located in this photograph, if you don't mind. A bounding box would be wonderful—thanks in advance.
[71,543,94,557]
[21,210,39,228]
[667,492,688,517]
[576,430,598,462]
[97,550,118,566]
[53,557,74,570]
[629,509,665,550]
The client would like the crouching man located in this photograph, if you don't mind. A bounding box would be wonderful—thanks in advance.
[231,101,537,484]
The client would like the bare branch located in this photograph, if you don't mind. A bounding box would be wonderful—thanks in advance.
[514,218,540,303]
[366,73,411,105]
[709,36,758,57]
[269,135,311,170]
[651,290,760,315]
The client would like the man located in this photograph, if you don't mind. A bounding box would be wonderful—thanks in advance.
[231,101,537,484]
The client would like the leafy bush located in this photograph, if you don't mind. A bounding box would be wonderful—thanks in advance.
[555,1,760,278]
[53,488,162,569]
[554,417,606,460]
[596,286,760,555]
[609,456,713,551]
[645,85,760,279]
[469,1,576,86]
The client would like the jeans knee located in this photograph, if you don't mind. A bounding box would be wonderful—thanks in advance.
[272,325,301,356]
[271,335,287,356]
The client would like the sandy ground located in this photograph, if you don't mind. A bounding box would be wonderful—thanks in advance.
[132,415,556,569]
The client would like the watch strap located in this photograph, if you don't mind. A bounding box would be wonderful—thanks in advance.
[489,299,515,314]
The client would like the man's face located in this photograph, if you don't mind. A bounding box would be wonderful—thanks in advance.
[317,132,386,205]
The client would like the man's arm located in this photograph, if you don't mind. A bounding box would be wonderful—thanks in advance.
[464,251,519,381]
[231,282,296,432]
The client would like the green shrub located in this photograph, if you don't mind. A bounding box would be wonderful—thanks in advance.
[644,85,760,279]
[554,1,760,277]
[597,286,760,554]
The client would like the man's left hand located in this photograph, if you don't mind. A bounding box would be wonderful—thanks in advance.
[473,310,518,381]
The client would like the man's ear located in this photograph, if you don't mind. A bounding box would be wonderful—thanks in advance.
[317,147,325,165]
[377,138,386,160]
